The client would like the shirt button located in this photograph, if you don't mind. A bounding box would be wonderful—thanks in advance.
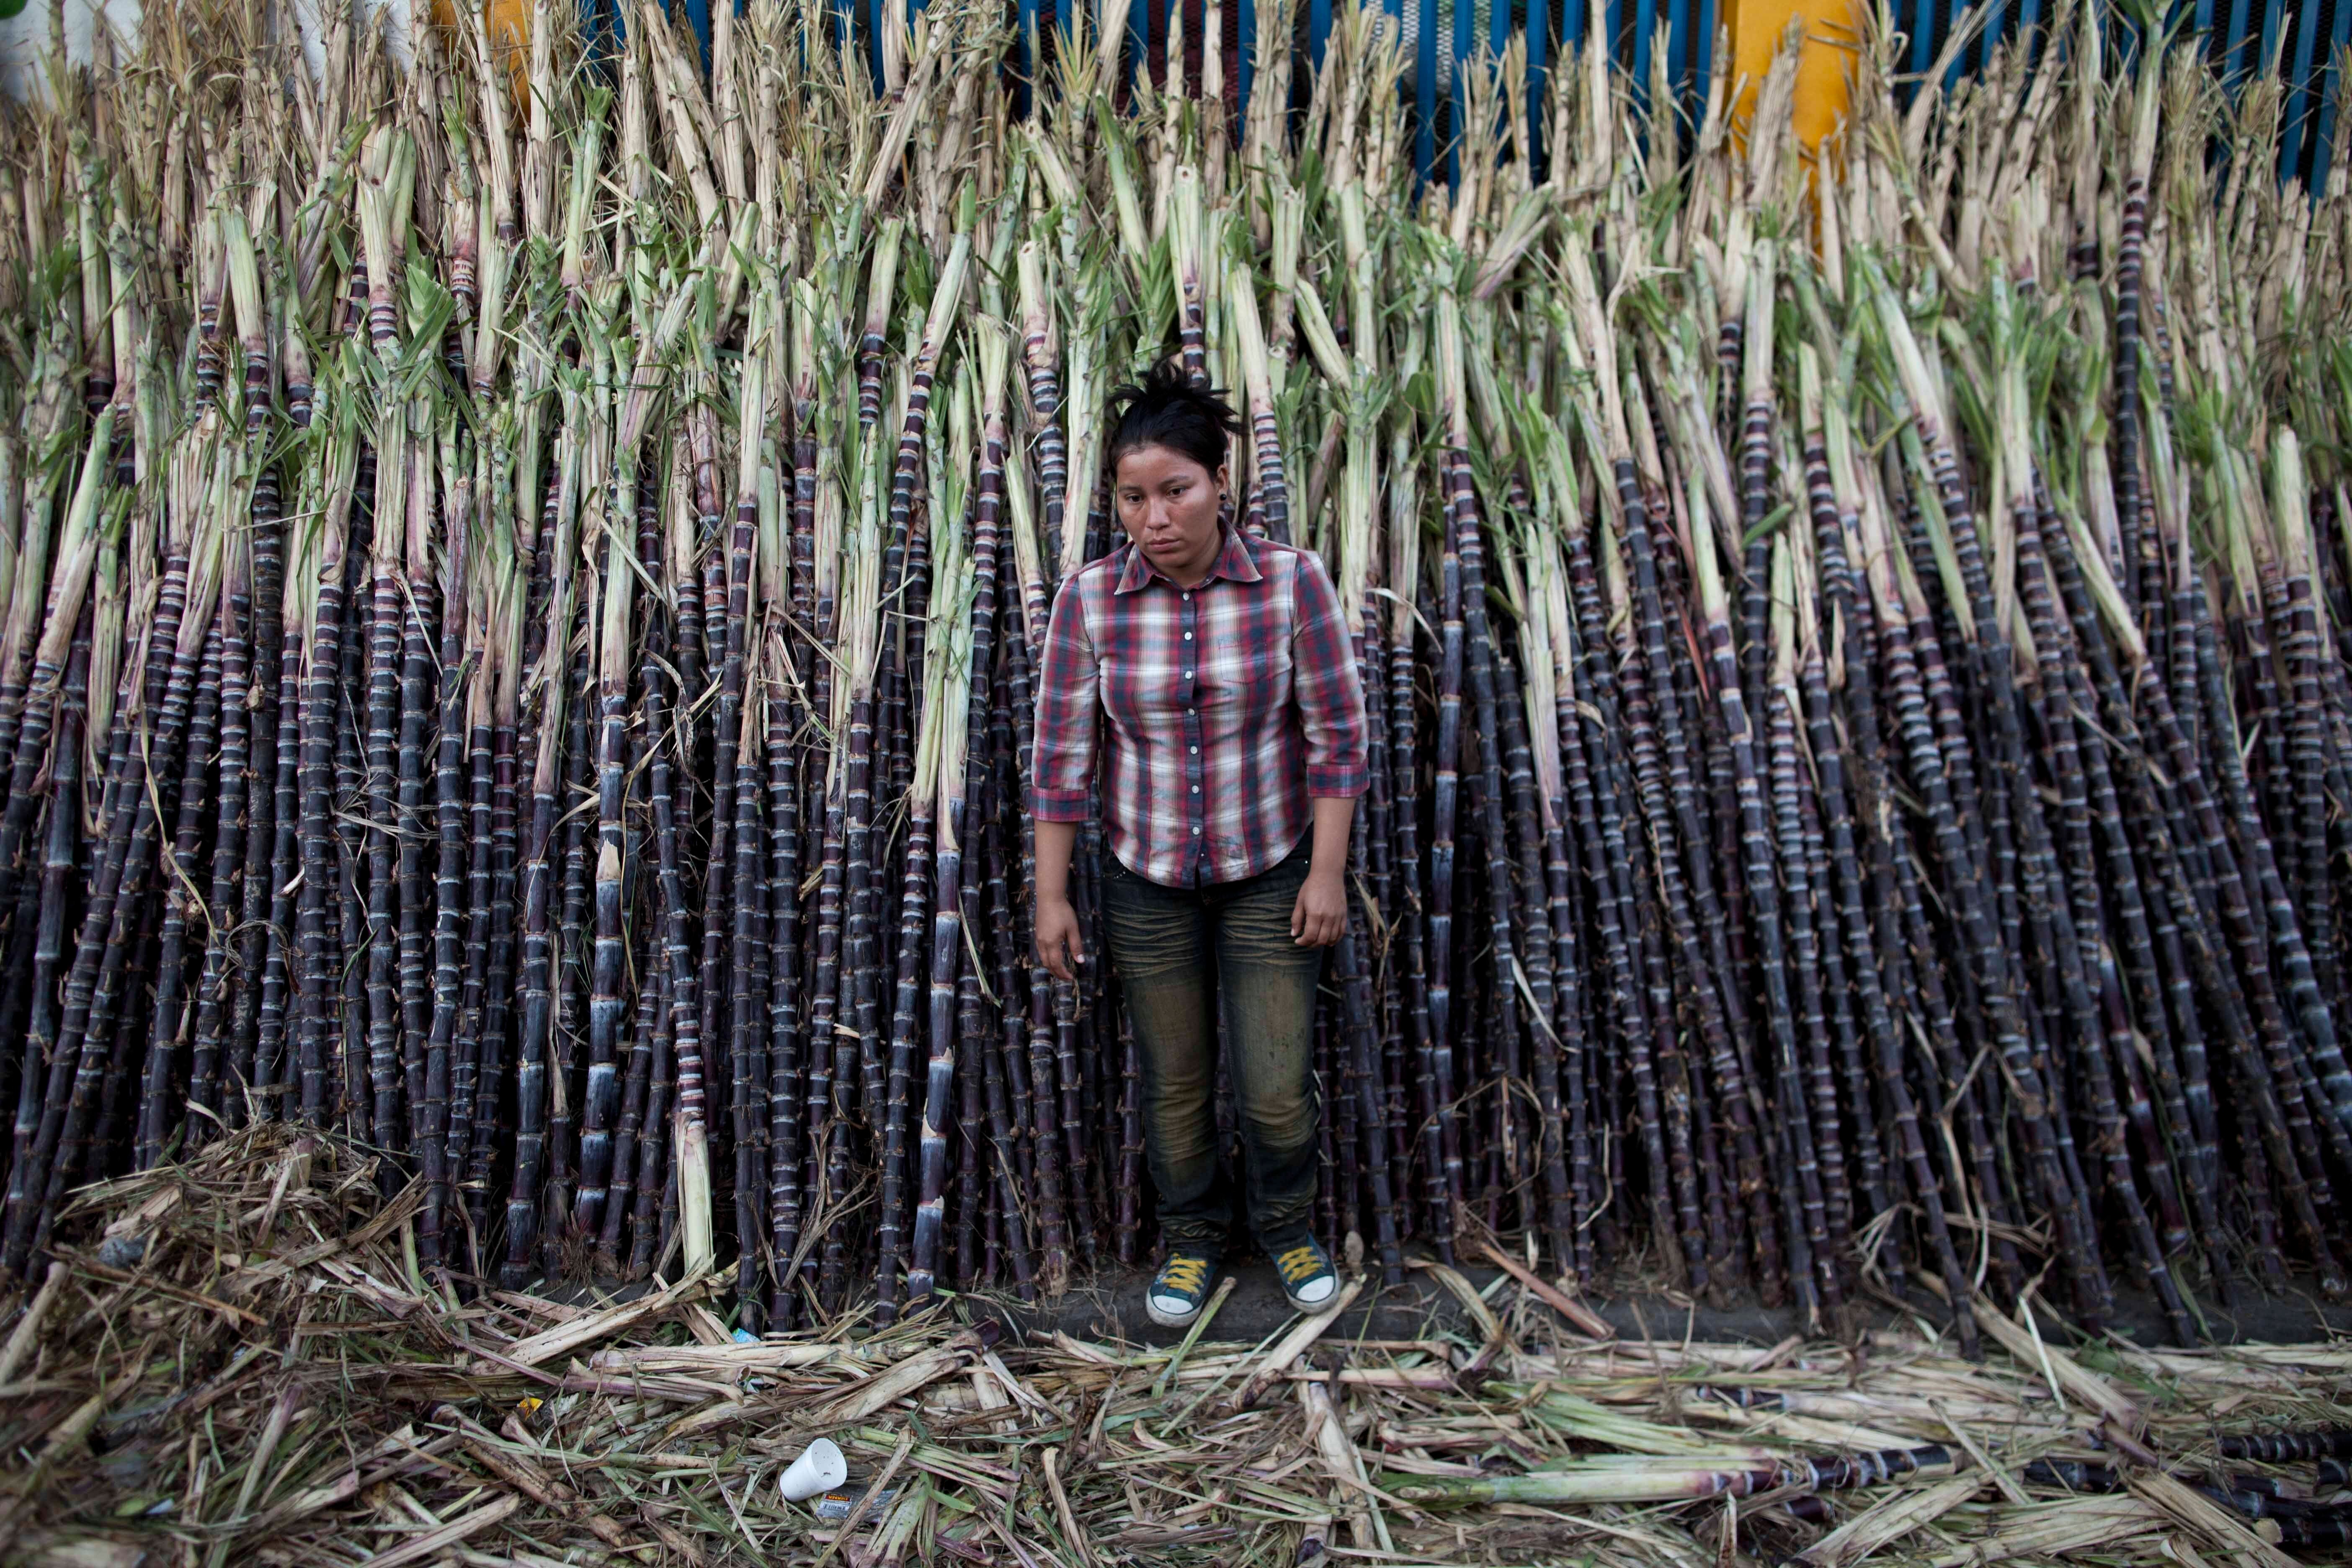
[1192,825,1202,835]
[1184,632,1193,640]
[1191,785,1199,793]
[1190,745,1198,753]
[1183,592,1191,600]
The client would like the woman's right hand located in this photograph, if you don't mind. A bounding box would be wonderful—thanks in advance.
[1035,895,1085,982]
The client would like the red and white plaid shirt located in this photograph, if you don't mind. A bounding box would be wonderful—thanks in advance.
[1032,528,1369,888]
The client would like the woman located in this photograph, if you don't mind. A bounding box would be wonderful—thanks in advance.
[1032,362,1368,1328]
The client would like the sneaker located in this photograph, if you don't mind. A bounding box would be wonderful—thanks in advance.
[1272,1237,1338,1311]
[1146,1249,1220,1328]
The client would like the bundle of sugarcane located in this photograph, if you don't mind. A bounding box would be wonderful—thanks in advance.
[2,0,2352,1349]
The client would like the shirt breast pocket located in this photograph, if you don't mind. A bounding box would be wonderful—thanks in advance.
[1215,659,1290,721]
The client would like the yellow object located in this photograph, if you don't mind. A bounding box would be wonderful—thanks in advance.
[485,0,531,62]
[1721,0,1855,153]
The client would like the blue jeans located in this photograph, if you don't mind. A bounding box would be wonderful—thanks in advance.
[1100,843,1323,1253]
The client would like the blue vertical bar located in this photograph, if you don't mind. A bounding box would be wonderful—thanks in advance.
[1528,0,1549,176]
[2015,0,2040,56]
[2282,0,2324,181]
[1909,0,1935,90]
[1417,0,1437,185]
[1056,0,1070,54]
[1239,0,1257,121]
[1130,0,1150,94]
[1018,0,1038,117]
[1945,0,1973,90]
[687,0,712,69]
[1632,0,1656,108]
[1664,0,1688,121]
[2193,0,2216,43]
[2225,0,2255,80]
[1604,0,1621,75]
[1439,0,1458,187]
[1690,0,1711,121]
[1313,0,1333,70]
[2311,0,2352,191]
[2255,0,2284,83]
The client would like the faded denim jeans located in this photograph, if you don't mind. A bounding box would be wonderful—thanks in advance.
[1099,842,1323,1254]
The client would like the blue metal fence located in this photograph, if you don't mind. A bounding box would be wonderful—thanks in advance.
[617,0,2345,190]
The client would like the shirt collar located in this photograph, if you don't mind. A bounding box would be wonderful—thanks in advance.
[1112,527,1264,595]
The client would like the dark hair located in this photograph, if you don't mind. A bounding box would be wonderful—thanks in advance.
[1106,358,1243,479]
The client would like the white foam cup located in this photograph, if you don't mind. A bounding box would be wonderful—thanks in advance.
[778,1438,848,1503]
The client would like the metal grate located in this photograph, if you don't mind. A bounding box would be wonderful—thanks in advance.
[691,0,2343,188]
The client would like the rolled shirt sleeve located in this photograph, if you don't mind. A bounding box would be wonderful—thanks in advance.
[1030,580,1101,822]
[1288,550,1369,799]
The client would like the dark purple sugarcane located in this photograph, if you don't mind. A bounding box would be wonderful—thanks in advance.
[423,633,470,1271]
[1007,614,1073,1293]
[1609,461,1740,1289]
[1872,522,2106,1313]
[2011,505,2196,1341]
[544,632,594,1272]
[2274,560,2341,1020]
[397,539,441,1136]
[599,518,669,1275]
[1386,605,1449,1262]
[188,545,251,1140]
[458,680,498,1245]
[765,652,804,1318]
[822,676,877,1307]
[134,614,224,1171]
[1560,524,1682,1295]
[31,516,193,1222]
[573,521,633,1241]
[2,621,89,1278]
[253,607,304,1117]
[2227,569,2352,1150]
[1697,531,1835,1318]
[875,669,937,1320]
[468,665,519,1240]
[364,560,405,1163]
[1444,452,1531,1214]
[908,713,964,1307]
[730,717,769,1328]
[502,459,578,1287]
[1426,506,1467,1231]
[980,787,1034,1297]
[2044,506,2224,1213]
[293,496,350,1127]
[230,438,288,1127]
[1765,652,1849,1282]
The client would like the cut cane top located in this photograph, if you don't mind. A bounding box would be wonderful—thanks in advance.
[1031,527,1369,888]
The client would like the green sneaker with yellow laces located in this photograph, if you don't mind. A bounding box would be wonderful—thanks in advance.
[1145,1248,1220,1328]
[1271,1236,1338,1312]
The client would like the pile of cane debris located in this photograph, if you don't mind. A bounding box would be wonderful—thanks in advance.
[4,1126,2351,1566]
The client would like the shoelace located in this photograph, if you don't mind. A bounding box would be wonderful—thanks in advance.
[1157,1256,1212,1297]
[1275,1245,1327,1286]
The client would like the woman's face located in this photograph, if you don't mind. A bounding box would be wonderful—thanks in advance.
[1114,443,1228,586]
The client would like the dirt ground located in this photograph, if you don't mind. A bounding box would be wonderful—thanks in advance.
[978,1245,2352,1351]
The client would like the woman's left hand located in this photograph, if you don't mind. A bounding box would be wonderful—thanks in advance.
[1292,867,1348,948]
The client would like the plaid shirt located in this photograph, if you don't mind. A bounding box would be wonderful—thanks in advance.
[1032,528,1369,888]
